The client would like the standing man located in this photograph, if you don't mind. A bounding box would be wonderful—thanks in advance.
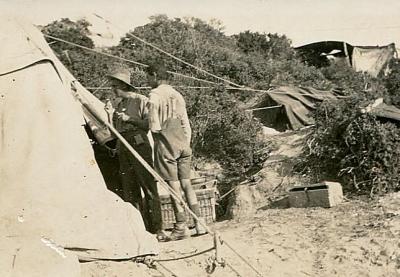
[105,67,167,241]
[146,62,207,241]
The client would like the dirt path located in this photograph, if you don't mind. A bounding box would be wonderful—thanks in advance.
[81,193,400,276]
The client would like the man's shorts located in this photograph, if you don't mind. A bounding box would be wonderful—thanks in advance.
[153,119,192,181]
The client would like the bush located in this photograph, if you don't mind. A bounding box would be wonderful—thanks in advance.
[299,93,400,196]
[383,59,400,107]
[320,63,366,93]
[180,87,268,177]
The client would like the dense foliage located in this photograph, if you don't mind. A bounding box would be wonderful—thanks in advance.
[181,87,267,175]
[42,16,400,194]
[383,59,400,107]
[298,78,400,195]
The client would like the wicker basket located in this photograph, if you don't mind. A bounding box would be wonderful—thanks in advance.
[160,187,217,230]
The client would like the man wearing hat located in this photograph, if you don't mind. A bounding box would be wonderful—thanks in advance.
[105,67,167,241]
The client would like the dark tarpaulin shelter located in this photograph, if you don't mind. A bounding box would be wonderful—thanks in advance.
[295,41,353,68]
[296,41,397,77]
[250,86,338,131]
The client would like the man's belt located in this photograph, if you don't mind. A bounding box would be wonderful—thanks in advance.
[120,130,147,145]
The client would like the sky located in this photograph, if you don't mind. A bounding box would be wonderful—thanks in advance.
[2,0,400,47]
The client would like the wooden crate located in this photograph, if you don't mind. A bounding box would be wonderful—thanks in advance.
[160,187,217,230]
[288,181,343,208]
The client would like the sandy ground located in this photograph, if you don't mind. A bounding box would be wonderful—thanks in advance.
[81,131,400,276]
[81,193,400,277]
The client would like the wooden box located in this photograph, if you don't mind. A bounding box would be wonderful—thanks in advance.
[288,181,343,208]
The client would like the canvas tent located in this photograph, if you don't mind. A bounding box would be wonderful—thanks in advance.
[0,16,158,276]
[249,86,338,131]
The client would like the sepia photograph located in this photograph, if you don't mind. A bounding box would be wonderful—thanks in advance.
[1,0,400,276]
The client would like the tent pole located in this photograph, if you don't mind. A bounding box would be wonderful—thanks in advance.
[343,42,351,66]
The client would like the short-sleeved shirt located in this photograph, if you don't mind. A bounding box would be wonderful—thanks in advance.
[114,93,149,134]
[147,84,191,146]
[147,84,192,181]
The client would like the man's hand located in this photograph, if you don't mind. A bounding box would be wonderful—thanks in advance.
[116,112,130,122]
[104,100,115,115]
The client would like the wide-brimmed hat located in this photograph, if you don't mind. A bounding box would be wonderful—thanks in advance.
[107,68,135,89]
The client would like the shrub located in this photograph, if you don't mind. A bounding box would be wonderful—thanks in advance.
[383,59,400,107]
[299,93,400,196]
[180,87,268,177]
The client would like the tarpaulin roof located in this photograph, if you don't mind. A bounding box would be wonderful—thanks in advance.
[0,16,158,276]
[250,86,338,131]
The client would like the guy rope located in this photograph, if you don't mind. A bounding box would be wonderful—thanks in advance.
[93,13,243,89]
[45,33,346,101]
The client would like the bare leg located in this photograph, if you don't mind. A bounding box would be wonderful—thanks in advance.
[180,178,201,216]
[181,178,207,235]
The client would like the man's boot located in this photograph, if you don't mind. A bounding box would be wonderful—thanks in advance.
[195,217,207,236]
[169,222,190,241]
[155,230,170,242]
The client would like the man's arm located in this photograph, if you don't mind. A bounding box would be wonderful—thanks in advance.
[125,97,149,130]
[104,100,115,127]
[116,96,150,130]
[136,96,150,130]
[118,114,149,130]
[147,92,162,133]
[180,111,192,145]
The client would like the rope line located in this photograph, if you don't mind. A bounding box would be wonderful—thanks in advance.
[223,241,263,277]
[45,34,346,101]
[246,105,283,111]
[154,266,167,277]
[44,34,148,67]
[44,34,226,87]
[93,13,243,88]
[90,79,109,95]
[87,83,345,100]
[155,261,179,277]
[87,83,346,100]
[225,261,243,277]
[86,86,217,90]
[154,247,214,262]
